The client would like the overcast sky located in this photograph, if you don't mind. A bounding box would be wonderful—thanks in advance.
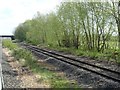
[0,0,62,35]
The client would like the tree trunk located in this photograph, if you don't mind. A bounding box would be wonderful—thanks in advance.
[114,1,120,49]
[118,24,120,49]
[117,1,120,49]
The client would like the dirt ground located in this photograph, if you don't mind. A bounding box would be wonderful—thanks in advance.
[2,48,50,88]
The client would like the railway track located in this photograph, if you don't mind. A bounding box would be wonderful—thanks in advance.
[22,44,120,83]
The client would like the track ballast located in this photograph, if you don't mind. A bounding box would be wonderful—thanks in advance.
[22,44,120,83]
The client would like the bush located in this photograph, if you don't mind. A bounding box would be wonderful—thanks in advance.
[3,39,37,67]
[12,48,37,67]
[2,39,18,50]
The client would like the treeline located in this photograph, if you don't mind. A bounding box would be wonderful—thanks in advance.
[14,2,120,53]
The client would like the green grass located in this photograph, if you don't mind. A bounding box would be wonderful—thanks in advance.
[31,63,79,88]
[2,39,80,88]
[43,44,120,65]
[2,39,18,50]
[108,41,118,50]
[33,40,120,64]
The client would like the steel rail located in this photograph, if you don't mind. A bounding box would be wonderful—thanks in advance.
[28,44,120,75]
[25,44,120,83]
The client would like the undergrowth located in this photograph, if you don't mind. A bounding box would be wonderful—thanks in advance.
[2,39,18,50]
[45,44,120,65]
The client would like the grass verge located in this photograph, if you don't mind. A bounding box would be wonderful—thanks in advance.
[38,44,120,65]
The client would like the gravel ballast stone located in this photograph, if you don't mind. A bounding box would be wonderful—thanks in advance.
[35,52,120,88]
[2,53,21,88]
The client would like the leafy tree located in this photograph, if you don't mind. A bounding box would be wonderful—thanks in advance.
[14,1,118,53]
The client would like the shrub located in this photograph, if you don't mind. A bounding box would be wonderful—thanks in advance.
[12,48,37,67]
[2,39,18,50]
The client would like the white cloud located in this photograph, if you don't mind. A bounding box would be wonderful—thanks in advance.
[0,0,61,35]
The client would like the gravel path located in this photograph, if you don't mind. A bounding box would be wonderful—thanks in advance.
[2,53,21,88]
[2,48,50,88]
[0,38,3,90]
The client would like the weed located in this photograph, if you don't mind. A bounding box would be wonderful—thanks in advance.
[2,39,18,50]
